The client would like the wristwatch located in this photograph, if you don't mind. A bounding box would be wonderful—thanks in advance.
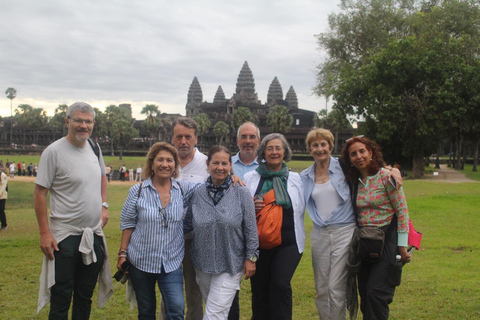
[102,202,109,209]
[248,254,258,263]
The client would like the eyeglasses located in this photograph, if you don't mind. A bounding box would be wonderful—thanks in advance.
[159,208,168,228]
[69,118,94,126]
[346,135,365,142]
[266,146,284,152]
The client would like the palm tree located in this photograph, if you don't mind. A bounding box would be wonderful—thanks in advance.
[141,104,160,147]
[267,105,293,134]
[5,87,17,145]
[213,121,229,145]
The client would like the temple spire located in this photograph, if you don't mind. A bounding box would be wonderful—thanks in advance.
[213,86,226,105]
[235,61,257,103]
[267,76,283,106]
[285,86,298,109]
[187,77,203,105]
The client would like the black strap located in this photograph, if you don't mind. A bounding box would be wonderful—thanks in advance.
[87,138,100,160]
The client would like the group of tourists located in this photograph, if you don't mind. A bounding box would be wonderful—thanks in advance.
[32,101,412,320]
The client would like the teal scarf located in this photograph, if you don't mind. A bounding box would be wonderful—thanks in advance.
[256,162,291,209]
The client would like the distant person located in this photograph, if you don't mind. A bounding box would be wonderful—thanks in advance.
[34,102,113,318]
[0,168,8,231]
[136,164,142,182]
[120,164,126,181]
[0,160,4,172]
[22,161,26,176]
[9,162,15,179]
[34,163,38,177]
[17,162,21,176]
[5,159,11,176]
[28,163,33,176]
[105,164,112,182]
[129,167,134,182]
[184,145,258,319]
[341,136,411,320]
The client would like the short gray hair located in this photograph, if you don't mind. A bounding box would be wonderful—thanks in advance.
[237,121,260,139]
[67,102,95,119]
[173,117,198,136]
[257,133,292,162]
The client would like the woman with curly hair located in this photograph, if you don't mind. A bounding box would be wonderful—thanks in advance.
[341,136,411,320]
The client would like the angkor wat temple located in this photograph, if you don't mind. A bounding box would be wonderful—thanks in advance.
[186,61,317,153]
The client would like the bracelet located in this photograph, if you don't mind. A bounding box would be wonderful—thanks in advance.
[118,249,127,258]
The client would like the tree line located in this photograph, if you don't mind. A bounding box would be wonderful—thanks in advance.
[315,0,480,177]
[3,90,296,159]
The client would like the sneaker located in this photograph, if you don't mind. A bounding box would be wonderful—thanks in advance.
[0,226,6,231]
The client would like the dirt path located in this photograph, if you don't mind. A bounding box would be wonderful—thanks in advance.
[7,175,141,185]
[422,164,478,183]
[9,165,477,184]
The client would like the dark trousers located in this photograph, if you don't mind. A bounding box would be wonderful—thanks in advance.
[250,244,302,320]
[49,234,105,320]
[358,224,402,320]
[227,291,239,320]
[0,199,6,228]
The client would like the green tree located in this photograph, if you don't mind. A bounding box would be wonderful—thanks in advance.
[141,104,161,147]
[48,104,68,139]
[213,121,229,145]
[267,105,293,134]
[231,107,256,132]
[101,105,133,156]
[15,104,48,146]
[315,0,480,177]
[192,113,211,148]
[5,87,16,145]
[111,118,139,160]
[316,107,353,153]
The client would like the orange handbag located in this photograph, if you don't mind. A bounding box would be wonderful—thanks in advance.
[256,188,283,249]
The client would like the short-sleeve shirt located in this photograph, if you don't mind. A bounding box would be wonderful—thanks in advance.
[36,137,106,228]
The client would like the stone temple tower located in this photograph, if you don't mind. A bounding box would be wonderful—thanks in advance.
[285,86,299,110]
[234,61,258,106]
[186,76,203,116]
[267,76,284,107]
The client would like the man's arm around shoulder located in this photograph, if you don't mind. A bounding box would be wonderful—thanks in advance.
[34,184,58,260]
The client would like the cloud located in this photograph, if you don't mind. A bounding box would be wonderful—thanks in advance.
[0,0,340,119]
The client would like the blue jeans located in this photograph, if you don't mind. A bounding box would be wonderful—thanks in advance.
[129,264,184,320]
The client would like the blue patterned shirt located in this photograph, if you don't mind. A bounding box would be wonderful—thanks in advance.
[120,178,199,273]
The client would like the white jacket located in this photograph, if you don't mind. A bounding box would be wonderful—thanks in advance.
[244,170,306,253]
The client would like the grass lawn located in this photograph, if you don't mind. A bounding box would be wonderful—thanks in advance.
[1,156,479,319]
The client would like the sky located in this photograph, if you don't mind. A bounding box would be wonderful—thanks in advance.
[0,0,341,120]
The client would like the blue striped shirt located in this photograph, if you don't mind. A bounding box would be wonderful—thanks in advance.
[120,178,199,273]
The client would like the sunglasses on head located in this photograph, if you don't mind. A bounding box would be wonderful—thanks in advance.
[346,135,365,142]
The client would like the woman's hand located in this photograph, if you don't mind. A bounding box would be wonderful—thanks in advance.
[398,246,412,264]
[254,196,265,214]
[117,256,127,273]
[243,260,256,280]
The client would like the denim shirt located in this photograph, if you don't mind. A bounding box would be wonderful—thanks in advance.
[231,152,259,180]
[300,156,355,228]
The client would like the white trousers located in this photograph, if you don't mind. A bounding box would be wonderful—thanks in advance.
[311,223,356,320]
[195,269,243,320]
